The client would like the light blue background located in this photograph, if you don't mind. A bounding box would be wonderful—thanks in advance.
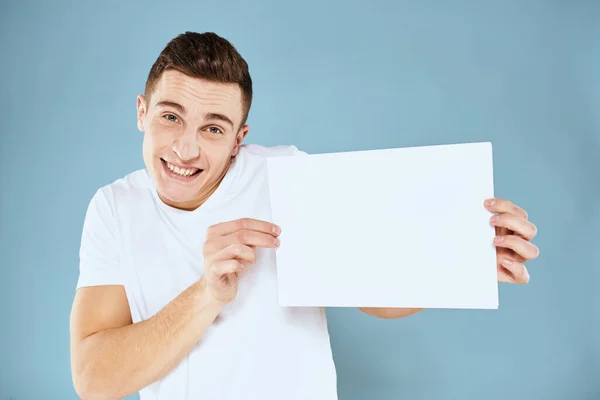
[1,1,599,399]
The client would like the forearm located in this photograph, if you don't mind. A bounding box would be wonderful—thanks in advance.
[73,278,222,399]
[359,307,424,319]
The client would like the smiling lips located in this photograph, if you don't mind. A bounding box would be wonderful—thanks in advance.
[162,159,203,178]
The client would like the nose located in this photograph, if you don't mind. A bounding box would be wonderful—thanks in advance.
[173,129,200,162]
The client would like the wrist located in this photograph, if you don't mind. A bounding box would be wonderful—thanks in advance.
[193,276,226,317]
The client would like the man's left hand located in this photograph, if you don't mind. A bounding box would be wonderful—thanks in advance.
[485,198,539,284]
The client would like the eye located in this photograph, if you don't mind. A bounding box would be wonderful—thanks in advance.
[207,126,224,135]
[163,114,179,123]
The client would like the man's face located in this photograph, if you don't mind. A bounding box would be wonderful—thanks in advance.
[137,70,249,210]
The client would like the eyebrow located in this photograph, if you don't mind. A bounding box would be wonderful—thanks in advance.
[155,101,234,129]
[205,112,234,129]
[156,101,186,115]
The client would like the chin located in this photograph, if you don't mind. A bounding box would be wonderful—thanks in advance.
[156,183,202,209]
[152,164,206,208]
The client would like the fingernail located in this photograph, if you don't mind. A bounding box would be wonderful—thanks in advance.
[494,236,504,243]
[273,225,281,235]
[501,258,512,266]
[490,215,498,224]
[274,238,280,247]
[486,199,495,206]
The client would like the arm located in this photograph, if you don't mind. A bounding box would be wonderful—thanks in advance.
[359,307,424,319]
[70,277,222,400]
[72,190,280,400]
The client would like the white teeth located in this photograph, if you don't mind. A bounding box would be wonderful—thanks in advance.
[166,161,198,177]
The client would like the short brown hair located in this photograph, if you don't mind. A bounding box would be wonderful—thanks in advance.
[144,31,253,126]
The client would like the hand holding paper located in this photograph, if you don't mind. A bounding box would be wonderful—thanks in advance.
[485,198,539,284]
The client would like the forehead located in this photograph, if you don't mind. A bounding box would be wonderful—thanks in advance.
[150,70,243,121]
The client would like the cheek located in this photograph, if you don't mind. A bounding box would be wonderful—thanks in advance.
[144,124,173,153]
[142,134,155,169]
[201,139,236,169]
[142,126,169,167]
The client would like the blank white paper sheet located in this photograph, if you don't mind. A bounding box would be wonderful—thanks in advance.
[266,142,498,309]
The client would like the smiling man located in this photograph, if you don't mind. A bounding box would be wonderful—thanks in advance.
[69,32,540,400]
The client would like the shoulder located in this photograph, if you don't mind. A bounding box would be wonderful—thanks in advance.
[240,143,309,158]
[88,169,151,213]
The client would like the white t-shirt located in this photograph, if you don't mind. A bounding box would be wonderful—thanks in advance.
[76,144,338,400]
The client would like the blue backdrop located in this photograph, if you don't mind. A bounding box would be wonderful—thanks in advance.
[1,1,599,399]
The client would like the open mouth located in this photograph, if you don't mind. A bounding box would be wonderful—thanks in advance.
[161,158,203,180]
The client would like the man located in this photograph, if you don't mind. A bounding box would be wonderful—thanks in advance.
[69,32,539,400]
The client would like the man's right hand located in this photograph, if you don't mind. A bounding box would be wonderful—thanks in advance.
[201,218,281,305]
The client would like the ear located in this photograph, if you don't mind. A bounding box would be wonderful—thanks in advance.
[231,124,250,157]
[136,95,147,132]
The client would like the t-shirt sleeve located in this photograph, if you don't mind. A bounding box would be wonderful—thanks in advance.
[76,187,123,289]
[244,144,310,157]
[286,145,309,157]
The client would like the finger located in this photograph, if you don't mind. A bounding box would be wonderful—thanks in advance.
[211,260,244,277]
[206,218,281,239]
[494,235,540,260]
[499,257,530,284]
[490,213,537,240]
[485,198,528,220]
[204,230,280,253]
[211,244,257,264]
[236,260,252,277]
